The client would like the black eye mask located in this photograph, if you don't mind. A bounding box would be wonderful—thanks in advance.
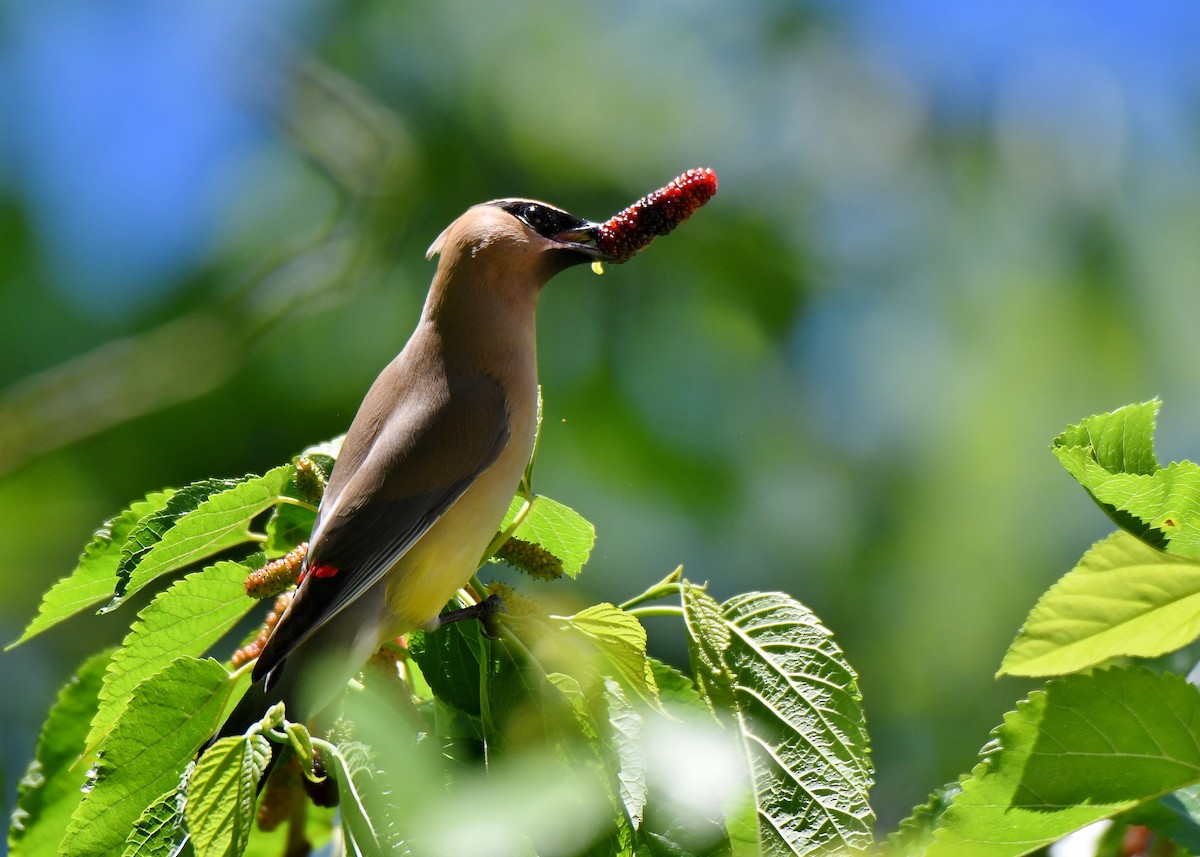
[500,201,589,239]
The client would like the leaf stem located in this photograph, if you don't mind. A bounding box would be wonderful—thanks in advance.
[626,605,684,619]
[276,495,319,513]
[620,566,685,610]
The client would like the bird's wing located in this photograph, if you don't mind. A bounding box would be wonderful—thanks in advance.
[253,371,510,684]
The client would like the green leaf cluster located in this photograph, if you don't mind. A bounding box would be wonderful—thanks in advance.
[893,400,1200,855]
[31,398,1200,856]
[7,421,872,857]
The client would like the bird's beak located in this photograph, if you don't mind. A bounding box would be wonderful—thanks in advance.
[550,222,618,262]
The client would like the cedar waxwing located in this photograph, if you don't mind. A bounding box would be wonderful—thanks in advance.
[213,198,615,749]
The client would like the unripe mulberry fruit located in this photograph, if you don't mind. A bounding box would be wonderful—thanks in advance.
[293,456,328,504]
[596,168,718,262]
[232,592,293,668]
[245,543,308,599]
[495,537,564,580]
[486,581,543,619]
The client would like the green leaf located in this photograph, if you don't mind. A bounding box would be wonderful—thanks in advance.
[186,734,272,857]
[565,603,660,709]
[503,494,596,579]
[883,781,961,857]
[408,623,489,717]
[1053,401,1200,557]
[7,492,172,648]
[90,559,260,750]
[121,780,190,857]
[8,649,112,857]
[1000,530,1200,676]
[1055,399,1160,477]
[681,583,734,711]
[321,740,388,857]
[647,658,711,718]
[62,657,235,857]
[117,479,242,585]
[602,678,647,829]
[927,667,1200,856]
[265,455,331,555]
[111,466,292,608]
[721,591,874,855]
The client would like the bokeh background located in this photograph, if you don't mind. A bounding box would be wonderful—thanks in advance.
[3,0,1200,842]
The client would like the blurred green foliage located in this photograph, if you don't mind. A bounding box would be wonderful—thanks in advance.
[3,0,1200,836]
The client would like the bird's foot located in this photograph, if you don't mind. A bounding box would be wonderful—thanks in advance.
[436,594,504,638]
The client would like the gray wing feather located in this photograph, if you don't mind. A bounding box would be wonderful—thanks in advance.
[253,370,510,684]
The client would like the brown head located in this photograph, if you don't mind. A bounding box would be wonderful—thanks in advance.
[426,199,615,296]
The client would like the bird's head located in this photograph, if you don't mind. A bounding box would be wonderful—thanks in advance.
[426,199,616,284]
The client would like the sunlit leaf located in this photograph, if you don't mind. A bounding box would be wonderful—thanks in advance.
[7,493,172,648]
[681,583,734,711]
[186,734,272,857]
[883,781,961,857]
[90,559,259,750]
[927,668,1200,856]
[8,650,112,857]
[501,493,595,579]
[116,479,242,586]
[602,678,647,829]
[1000,530,1200,676]
[1054,400,1200,557]
[111,466,292,607]
[565,603,660,709]
[121,779,190,857]
[722,591,874,855]
[62,658,235,857]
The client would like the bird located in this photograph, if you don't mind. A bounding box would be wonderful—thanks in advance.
[210,197,615,757]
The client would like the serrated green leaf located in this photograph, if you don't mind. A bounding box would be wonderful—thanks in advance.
[565,604,660,710]
[883,781,961,857]
[319,739,388,857]
[117,479,242,585]
[8,649,112,857]
[186,734,272,857]
[1053,401,1200,557]
[1000,530,1200,677]
[62,657,235,857]
[112,466,292,608]
[681,584,734,711]
[927,667,1200,857]
[503,494,595,578]
[408,623,488,717]
[89,559,260,751]
[647,658,711,719]
[722,591,874,855]
[1055,399,1160,477]
[602,678,647,829]
[121,779,190,857]
[8,493,173,648]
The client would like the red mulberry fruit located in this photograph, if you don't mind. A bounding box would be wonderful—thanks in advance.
[596,168,718,263]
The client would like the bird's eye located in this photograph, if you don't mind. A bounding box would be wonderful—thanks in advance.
[522,205,545,229]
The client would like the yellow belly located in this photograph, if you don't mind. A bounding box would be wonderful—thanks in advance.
[382,407,535,631]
